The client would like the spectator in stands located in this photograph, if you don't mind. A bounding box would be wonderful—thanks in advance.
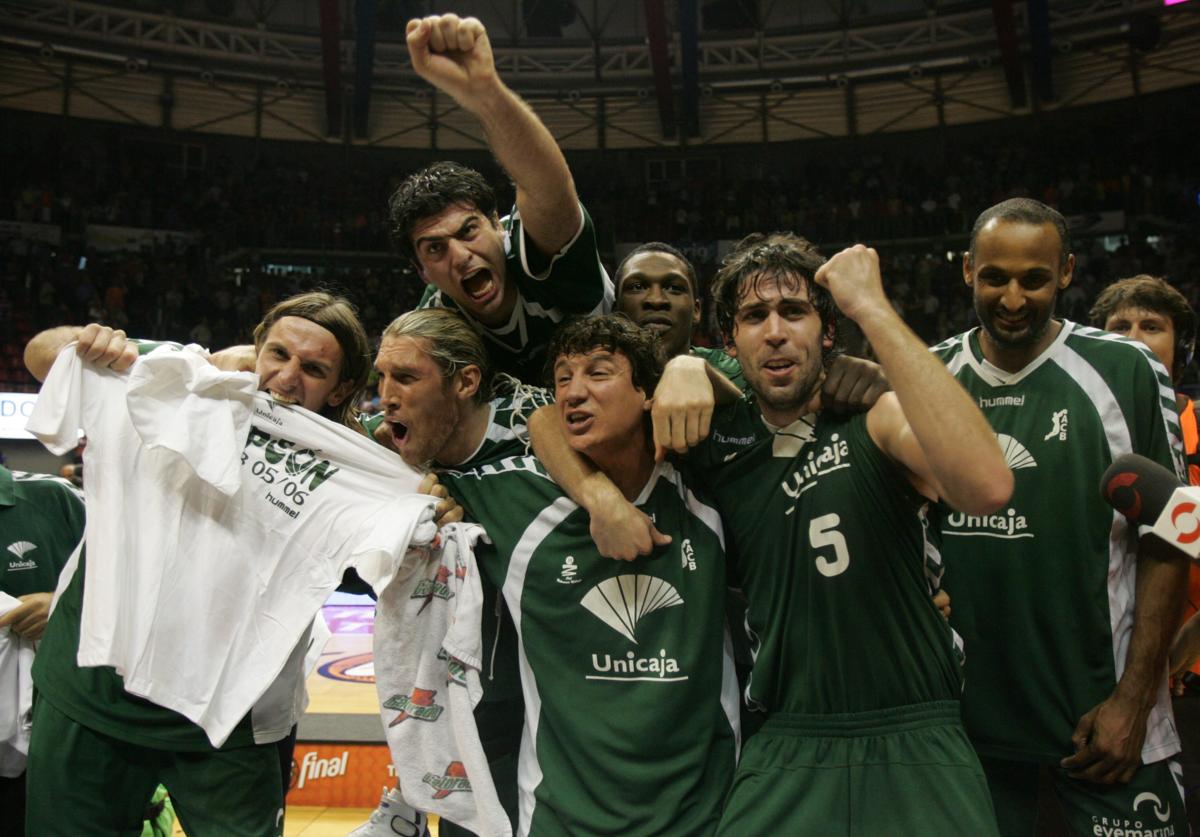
[1091,273,1200,831]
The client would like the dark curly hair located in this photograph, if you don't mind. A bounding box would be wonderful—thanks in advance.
[387,161,499,267]
[544,314,663,396]
[710,232,839,358]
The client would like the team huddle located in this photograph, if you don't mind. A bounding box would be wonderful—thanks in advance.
[5,13,1196,837]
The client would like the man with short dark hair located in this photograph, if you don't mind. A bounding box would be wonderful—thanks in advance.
[390,15,612,382]
[932,199,1189,834]
[440,314,738,835]
[614,242,744,388]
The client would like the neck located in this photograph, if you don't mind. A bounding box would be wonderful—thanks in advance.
[586,431,656,501]
[435,401,492,467]
[978,319,1064,374]
[757,377,824,428]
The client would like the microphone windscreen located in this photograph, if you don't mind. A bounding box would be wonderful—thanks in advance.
[1100,453,1181,525]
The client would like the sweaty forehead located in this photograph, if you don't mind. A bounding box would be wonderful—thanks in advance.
[736,271,813,307]
[259,317,345,374]
[973,220,1063,269]
[376,335,436,368]
[411,202,486,239]
[618,252,692,287]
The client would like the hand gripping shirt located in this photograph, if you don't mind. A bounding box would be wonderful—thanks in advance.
[0,592,36,777]
[443,458,739,837]
[688,403,962,716]
[27,344,436,746]
[375,523,512,837]
[931,321,1184,763]
[417,205,614,383]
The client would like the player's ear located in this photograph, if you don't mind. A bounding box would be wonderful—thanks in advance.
[1058,253,1075,290]
[456,364,482,401]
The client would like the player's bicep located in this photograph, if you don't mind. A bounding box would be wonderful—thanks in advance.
[865,392,943,503]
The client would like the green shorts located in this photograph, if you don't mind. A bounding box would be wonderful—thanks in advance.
[981,754,1187,837]
[26,697,284,837]
[716,701,999,837]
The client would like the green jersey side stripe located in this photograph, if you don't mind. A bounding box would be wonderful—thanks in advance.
[503,494,578,836]
[1068,326,1184,476]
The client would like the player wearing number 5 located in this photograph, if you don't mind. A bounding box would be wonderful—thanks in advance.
[677,233,1012,835]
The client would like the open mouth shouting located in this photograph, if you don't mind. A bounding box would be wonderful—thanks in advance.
[564,408,595,435]
[387,419,410,450]
[461,267,498,306]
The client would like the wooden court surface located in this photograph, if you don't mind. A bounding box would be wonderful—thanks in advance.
[173,807,443,835]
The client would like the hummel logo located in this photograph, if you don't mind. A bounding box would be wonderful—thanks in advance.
[557,555,581,585]
[1043,409,1068,441]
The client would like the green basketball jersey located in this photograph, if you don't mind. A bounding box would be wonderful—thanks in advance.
[0,467,84,599]
[443,458,739,836]
[418,206,613,383]
[931,321,1183,763]
[692,345,746,392]
[689,402,962,716]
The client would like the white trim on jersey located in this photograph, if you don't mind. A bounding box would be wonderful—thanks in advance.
[505,495,578,837]
[963,321,1073,387]
[1069,324,1186,479]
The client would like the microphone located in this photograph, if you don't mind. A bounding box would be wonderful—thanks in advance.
[1101,453,1200,557]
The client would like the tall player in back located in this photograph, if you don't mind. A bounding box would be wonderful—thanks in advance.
[932,198,1189,834]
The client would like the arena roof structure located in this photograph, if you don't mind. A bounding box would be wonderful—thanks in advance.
[0,0,1196,148]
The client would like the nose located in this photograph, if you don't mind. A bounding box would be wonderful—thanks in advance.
[275,356,302,388]
[559,372,588,405]
[448,237,472,269]
[644,283,669,309]
[1125,325,1143,343]
[999,280,1024,312]
[764,310,788,344]
[378,376,399,410]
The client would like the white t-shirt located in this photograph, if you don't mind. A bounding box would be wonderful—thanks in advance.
[0,592,34,777]
[29,344,435,746]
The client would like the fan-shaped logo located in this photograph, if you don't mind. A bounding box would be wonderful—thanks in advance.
[997,434,1037,469]
[1133,791,1171,824]
[581,574,683,643]
[6,541,36,558]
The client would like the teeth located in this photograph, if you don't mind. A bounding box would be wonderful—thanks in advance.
[269,392,298,405]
